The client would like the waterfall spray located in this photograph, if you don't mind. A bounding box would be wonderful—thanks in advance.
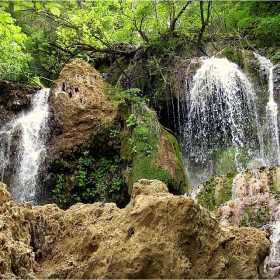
[181,57,264,186]
[254,53,280,165]
[0,88,50,204]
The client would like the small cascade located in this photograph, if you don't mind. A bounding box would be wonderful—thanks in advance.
[180,57,263,186]
[265,205,280,277]
[254,53,280,164]
[0,88,50,204]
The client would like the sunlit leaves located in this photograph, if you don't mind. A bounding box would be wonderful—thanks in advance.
[0,35,32,78]
[0,8,26,41]
[45,2,62,17]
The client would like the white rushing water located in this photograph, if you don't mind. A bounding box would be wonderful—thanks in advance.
[254,52,280,165]
[0,88,50,204]
[264,205,280,276]
[253,53,280,278]
[181,57,263,186]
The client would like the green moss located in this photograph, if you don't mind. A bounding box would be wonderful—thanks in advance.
[130,104,161,191]
[214,147,237,175]
[162,128,189,193]
[222,47,244,68]
[97,63,110,73]
[197,172,237,213]
[239,202,270,228]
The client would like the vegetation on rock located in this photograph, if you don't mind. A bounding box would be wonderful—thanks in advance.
[47,59,188,209]
[197,173,237,213]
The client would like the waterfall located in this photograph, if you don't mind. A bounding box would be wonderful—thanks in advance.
[253,53,280,277]
[254,53,280,165]
[265,205,280,277]
[180,57,264,186]
[0,88,50,204]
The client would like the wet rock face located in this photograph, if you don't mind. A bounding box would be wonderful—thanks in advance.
[188,165,280,278]
[274,63,280,106]
[0,81,38,128]
[0,180,270,279]
[213,166,280,228]
[49,59,116,148]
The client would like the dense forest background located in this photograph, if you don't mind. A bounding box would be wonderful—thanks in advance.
[1,0,280,86]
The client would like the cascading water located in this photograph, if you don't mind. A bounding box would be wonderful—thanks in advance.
[253,54,280,277]
[254,52,280,165]
[0,88,50,204]
[180,57,264,186]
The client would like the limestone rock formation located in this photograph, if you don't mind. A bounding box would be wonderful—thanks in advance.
[187,165,280,277]
[188,166,280,228]
[49,59,116,148]
[45,59,188,207]
[0,180,270,279]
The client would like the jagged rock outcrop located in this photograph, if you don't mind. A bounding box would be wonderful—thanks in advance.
[188,165,280,277]
[45,59,188,208]
[0,180,270,279]
[49,59,116,148]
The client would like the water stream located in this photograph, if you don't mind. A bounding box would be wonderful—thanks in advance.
[254,53,280,165]
[0,88,50,204]
[180,57,264,186]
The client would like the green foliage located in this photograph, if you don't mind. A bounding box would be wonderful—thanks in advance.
[52,150,125,208]
[52,174,67,206]
[73,151,124,203]
[0,35,32,79]
[126,114,137,128]
[254,16,280,47]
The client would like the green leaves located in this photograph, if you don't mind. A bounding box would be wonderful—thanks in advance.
[0,35,31,79]
[45,2,62,17]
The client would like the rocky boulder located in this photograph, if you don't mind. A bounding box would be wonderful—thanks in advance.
[188,165,280,278]
[45,59,188,208]
[0,180,270,279]
[49,59,116,148]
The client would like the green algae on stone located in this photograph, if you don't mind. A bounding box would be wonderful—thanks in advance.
[197,172,237,213]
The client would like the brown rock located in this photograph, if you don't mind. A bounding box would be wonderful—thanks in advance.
[49,59,116,148]
[0,180,270,279]
[0,182,11,205]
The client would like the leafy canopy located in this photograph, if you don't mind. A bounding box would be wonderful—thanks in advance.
[1,0,280,81]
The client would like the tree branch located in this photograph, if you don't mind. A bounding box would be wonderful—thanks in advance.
[169,1,192,32]
[196,0,212,55]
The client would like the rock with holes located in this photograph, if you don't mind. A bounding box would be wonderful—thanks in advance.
[0,180,269,279]
[49,59,116,148]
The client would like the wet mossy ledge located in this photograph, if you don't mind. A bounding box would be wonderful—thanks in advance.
[190,172,237,213]
[188,165,280,229]
[45,59,189,209]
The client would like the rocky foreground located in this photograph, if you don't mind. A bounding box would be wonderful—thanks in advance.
[0,180,270,279]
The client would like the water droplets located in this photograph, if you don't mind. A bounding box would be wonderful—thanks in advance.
[0,88,50,204]
[181,57,262,185]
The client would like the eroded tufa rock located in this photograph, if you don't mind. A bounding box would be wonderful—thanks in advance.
[49,59,116,148]
[0,182,11,205]
[0,180,270,279]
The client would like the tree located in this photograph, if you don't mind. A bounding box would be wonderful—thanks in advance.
[196,0,211,55]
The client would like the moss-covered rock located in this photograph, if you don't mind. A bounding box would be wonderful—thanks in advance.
[46,59,189,209]
[193,172,237,213]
